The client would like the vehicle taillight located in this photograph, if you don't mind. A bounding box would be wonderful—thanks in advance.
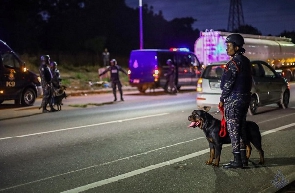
[196,78,203,92]
[153,66,159,81]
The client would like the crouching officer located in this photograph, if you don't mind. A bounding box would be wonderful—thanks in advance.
[219,34,252,169]
[39,55,57,113]
[99,59,128,101]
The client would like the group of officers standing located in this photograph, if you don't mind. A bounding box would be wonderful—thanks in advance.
[39,55,61,113]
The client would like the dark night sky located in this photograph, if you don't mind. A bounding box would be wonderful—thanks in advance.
[126,0,295,36]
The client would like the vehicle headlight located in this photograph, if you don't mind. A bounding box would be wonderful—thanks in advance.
[37,76,41,83]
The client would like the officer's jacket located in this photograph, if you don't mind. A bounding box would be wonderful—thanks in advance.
[99,65,127,82]
[220,53,252,102]
[39,64,52,86]
[51,69,61,88]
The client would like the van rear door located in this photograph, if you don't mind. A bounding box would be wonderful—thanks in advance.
[129,50,157,85]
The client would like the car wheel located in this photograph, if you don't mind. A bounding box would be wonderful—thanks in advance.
[0,99,3,104]
[21,88,36,106]
[279,90,290,109]
[248,96,258,115]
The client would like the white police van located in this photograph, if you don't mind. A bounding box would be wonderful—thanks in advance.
[0,40,42,106]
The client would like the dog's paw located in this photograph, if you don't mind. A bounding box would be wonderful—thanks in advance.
[205,161,213,165]
[212,163,219,167]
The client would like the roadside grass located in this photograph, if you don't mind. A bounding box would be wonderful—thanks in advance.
[26,63,129,90]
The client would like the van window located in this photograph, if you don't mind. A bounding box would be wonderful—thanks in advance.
[1,52,20,69]
[158,52,175,66]
[178,53,200,73]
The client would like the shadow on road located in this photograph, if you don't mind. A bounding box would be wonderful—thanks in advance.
[125,88,196,96]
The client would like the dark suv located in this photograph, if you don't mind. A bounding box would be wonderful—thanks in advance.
[0,40,42,106]
[196,60,290,115]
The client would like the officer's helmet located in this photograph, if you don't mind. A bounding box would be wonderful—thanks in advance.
[41,55,50,61]
[225,34,245,47]
[110,59,117,65]
[50,61,57,67]
[166,59,173,65]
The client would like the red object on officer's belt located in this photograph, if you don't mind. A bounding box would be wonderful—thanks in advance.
[218,106,227,137]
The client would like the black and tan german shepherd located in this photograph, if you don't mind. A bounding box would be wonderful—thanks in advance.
[188,109,264,167]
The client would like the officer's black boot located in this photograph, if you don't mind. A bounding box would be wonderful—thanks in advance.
[241,149,248,167]
[120,92,124,101]
[223,152,243,169]
[42,104,50,113]
[42,107,50,113]
[41,100,49,113]
[50,105,57,112]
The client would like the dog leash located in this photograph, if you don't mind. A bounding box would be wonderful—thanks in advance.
[218,106,227,137]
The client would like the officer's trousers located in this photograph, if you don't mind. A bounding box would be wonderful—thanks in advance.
[224,93,250,153]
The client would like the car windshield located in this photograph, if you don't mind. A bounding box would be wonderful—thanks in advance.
[202,65,225,79]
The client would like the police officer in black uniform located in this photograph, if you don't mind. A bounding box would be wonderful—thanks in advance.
[164,59,177,94]
[99,59,128,101]
[39,55,57,113]
[50,61,61,89]
[219,34,252,169]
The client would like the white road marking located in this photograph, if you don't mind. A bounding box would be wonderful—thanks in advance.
[0,137,205,192]
[0,113,169,141]
[60,123,295,193]
[1,118,295,192]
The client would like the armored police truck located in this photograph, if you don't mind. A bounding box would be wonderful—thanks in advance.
[0,40,42,106]
[128,48,201,93]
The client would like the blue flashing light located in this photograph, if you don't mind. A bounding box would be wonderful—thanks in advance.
[169,47,190,52]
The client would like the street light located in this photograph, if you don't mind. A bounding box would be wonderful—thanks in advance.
[139,0,143,49]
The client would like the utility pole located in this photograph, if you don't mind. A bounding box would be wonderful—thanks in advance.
[139,0,143,49]
[227,0,244,32]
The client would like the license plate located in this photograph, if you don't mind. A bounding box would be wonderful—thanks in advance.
[210,82,220,88]
[133,79,140,83]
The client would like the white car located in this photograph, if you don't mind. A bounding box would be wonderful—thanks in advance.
[196,60,290,115]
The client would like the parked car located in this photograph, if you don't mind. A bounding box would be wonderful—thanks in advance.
[196,60,290,115]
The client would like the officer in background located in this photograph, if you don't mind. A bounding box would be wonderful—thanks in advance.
[102,48,110,67]
[99,59,128,101]
[164,59,177,94]
[39,55,57,113]
[50,61,61,89]
[219,34,252,169]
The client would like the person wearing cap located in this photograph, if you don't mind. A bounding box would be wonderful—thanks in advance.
[98,59,128,101]
[219,33,252,169]
[39,55,57,113]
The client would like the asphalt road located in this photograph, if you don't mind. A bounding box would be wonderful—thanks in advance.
[0,86,295,193]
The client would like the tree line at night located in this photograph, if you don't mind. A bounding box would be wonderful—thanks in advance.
[0,0,294,66]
